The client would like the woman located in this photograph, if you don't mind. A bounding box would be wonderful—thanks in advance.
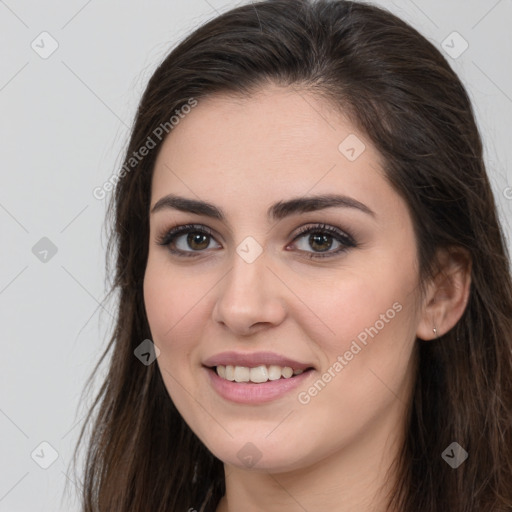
[72,0,512,510]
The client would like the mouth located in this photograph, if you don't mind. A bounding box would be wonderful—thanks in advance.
[204,363,315,404]
[201,351,316,403]
[206,364,315,384]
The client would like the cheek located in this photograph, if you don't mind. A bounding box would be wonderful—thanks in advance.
[298,269,414,353]
[300,258,419,410]
[144,258,201,341]
[292,248,420,406]
[143,262,203,403]
[143,266,176,341]
[143,257,220,386]
[143,262,202,382]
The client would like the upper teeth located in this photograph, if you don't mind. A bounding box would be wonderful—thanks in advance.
[216,364,305,383]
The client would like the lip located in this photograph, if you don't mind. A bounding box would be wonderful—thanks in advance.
[204,366,315,404]
[202,351,314,371]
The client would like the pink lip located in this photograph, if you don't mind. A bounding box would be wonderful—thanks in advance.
[202,351,314,370]
[204,366,314,404]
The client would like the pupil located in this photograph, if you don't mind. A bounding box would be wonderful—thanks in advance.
[188,232,209,250]
[310,233,332,252]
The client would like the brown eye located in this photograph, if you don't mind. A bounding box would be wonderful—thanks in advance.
[291,223,356,259]
[186,232,211,251]
[156,224,220,257]
[308,233,334,252]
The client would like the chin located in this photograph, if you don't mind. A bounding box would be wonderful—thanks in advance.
[205,439,314,474]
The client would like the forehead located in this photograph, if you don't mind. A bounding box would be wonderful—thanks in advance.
[156,85,366,163]
[150,85,401,222]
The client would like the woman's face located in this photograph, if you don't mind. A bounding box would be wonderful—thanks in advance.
[144,85,424,473]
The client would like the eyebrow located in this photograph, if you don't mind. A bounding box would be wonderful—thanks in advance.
[150,193,375,221]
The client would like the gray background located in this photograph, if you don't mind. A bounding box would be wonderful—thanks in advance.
[0,0,511,510]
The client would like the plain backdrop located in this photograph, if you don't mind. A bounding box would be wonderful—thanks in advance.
[0,0,511,510]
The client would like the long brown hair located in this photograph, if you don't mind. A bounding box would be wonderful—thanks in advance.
[70,1,512,510]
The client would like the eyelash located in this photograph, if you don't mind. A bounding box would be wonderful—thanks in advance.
[155,223,357,259]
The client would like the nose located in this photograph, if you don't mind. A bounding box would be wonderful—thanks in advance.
[212,248,287,336]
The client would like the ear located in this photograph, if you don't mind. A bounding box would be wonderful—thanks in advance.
[416,246,472,341]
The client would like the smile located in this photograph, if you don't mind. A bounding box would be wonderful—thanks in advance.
[205,365,314,404]
[215,364,307,383]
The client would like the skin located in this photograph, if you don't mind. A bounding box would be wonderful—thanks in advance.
[143,84,471,512]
